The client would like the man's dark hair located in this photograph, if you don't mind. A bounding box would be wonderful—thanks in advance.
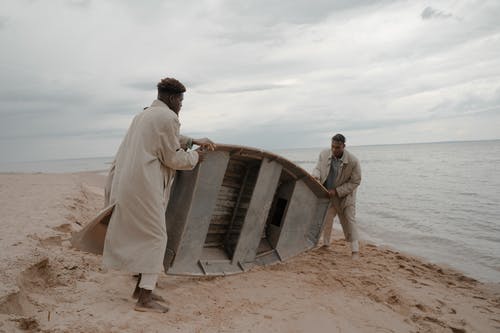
[157,77,186,95]
[332,133,346,143]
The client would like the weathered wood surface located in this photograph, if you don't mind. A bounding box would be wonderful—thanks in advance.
[71,144,330,276]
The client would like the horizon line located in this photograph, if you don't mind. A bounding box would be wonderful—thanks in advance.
[1,138,499,164]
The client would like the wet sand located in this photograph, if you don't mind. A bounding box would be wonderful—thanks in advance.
[1,172,499,332]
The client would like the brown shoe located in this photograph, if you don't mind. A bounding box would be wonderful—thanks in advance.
[134,288,169,313]
[132,289,167,303]
[134,301,169,313]
[132,275,167,303]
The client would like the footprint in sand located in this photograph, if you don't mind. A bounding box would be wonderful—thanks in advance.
[0,258,52,316]
[38,235,62,247]
[9,316,39,331]
[52,223,73,233]
[414,303,430,312]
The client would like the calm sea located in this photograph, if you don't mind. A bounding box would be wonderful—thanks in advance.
[1,140,499,282]
[278,141,500,283]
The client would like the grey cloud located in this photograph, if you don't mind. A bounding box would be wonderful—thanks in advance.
[111,0,384,27]
[212,0,398,43]
[224,0,396,25]
[104,0,183,22]
[0,16,8,29]
[195,117,416,149]
[0,104,65,118]
[258,113,421,134]
[0,88,89,103]
[207,108,496,150]
[125,81,156,91]
[421,6,453,20]
[213,27,285,45]
[1,0,499,162]
[0,89,91,115]
[126,76,294,96]
[0,102,130,141]
[197,83,288,94]
[125,78,204,92]
[209,85,500,145]
[66,0,91,8]
[429,89,500,118]
[0,128,124,140]
[97,101,146,115]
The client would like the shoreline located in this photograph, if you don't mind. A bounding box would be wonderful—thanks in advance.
[3,170,497,285]
[0,172,499,332]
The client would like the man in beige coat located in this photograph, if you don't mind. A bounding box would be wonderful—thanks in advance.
[312,134,362,257]
[103,77,215,313]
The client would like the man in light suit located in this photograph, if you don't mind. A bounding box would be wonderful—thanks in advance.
[312,134,362,257]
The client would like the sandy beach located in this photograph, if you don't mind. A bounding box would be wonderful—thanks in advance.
[0,172,499,333]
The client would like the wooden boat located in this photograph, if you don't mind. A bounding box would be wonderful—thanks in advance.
[72,144,330,276]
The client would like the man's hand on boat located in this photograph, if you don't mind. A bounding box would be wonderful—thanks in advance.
[196,147,207,163]
[193,137,216,151]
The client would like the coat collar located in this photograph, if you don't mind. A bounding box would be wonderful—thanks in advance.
[150,99,178,116]
[150,99,166,108]
[328,150,350,164]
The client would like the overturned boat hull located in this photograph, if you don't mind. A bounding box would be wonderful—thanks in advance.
[72,145,330,276]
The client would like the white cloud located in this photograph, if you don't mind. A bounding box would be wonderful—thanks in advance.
[0,0,499,162]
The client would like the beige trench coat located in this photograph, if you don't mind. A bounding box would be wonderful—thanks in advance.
[102,99,198,274]
[311,149,361,209]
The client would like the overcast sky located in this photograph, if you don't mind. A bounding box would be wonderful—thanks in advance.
[1,0,499,162]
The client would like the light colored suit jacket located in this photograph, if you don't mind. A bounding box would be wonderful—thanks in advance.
[311,149,361,208]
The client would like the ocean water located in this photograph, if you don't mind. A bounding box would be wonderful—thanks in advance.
[1,141,499,282]
[0,157,112,174]
[277,141,500,283]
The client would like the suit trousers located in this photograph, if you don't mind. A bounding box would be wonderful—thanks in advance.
[139,273,158,291]
[322,198,359,245]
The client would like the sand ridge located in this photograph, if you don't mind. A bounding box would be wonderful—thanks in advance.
[0,172,499,332]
